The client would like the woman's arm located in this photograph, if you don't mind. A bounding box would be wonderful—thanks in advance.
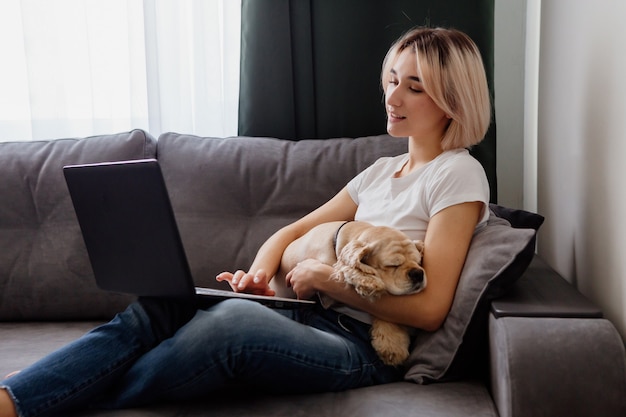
[216,187,358,294]
[288,201,483,331]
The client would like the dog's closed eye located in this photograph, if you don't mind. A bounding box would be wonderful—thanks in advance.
[384,255,406,269]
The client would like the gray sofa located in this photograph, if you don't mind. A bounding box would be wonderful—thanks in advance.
[1,130,625,417]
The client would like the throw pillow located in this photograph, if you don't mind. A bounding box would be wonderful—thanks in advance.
[403,205,544,383]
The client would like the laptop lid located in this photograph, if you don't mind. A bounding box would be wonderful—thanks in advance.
[63,159,316,308]
[63,159,196,298]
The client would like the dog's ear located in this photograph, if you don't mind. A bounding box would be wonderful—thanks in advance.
[414,240,425,255]
[336,241,386,300]
[340,240,375,271]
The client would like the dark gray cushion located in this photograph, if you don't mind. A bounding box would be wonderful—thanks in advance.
[404,206,544,383]
[156,133,408,289]
[0,130,156,320]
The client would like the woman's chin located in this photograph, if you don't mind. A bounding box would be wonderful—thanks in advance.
[386,125,405,138]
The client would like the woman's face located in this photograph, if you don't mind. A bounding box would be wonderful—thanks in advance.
[385,49,449,142]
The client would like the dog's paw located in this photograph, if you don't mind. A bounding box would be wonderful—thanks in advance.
[370,319,410,366]
[334,262,386,301]
[353,279,387,301]
[372,341,410,367]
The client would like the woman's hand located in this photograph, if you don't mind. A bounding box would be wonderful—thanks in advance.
[215,189,357,299]
[285,259,334,300]
[216,269,276,296]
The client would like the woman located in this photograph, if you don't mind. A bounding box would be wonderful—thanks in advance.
[0,26,491,417]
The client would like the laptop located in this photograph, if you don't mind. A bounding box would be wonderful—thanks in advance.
[63,158,315,309]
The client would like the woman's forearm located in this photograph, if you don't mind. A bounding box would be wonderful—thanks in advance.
[316,274,446,331]
[247,227,299,280]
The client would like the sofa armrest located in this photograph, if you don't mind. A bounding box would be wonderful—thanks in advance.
[491,257,602,319]
[489,314,626,417]
[488,257,626,417]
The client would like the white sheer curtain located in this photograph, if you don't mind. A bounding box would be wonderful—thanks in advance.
[0,0,241,142]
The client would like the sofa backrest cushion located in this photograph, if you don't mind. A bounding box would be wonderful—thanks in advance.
[0,130,156,320]
[156,133,408,289]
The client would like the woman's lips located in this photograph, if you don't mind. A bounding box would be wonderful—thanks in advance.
[388,112,406,123]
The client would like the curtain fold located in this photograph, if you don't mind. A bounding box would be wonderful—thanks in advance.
[238,0,497,201]
[0,0,241,142]
[238,0,310,140]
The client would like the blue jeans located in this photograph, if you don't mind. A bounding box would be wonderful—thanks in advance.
[2,298,402,417]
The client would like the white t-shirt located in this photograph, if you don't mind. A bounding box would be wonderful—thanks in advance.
[347,148,490,240]
[329,149,490,323]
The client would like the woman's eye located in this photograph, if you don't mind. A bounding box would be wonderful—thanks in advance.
[410,86,423,93]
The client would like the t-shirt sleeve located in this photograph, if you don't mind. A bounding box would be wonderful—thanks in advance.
[346,169,363,204]
[428,154,490,219]
[346,157,389,205]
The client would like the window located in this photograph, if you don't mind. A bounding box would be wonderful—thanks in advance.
[0,0,241,142]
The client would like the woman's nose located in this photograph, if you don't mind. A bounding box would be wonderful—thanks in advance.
[386,86,401,107]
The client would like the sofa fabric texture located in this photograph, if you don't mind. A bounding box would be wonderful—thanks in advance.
[1,130,625,417]
[0,130,154,320]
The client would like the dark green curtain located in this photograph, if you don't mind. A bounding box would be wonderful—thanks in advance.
[238,0,496,201]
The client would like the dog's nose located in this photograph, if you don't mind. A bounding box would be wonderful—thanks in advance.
[408,269,424,286]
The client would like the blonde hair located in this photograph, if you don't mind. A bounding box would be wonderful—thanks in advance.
[381,27,491,150]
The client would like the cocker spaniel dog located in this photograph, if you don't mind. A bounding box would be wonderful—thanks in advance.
[273,220,426,366]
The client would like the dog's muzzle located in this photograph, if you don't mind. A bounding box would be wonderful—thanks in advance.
[408,268,425,290]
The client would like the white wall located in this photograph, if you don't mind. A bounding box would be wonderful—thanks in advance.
[496,0,626,341]
[535,0,626,339]
[494,0,527,209]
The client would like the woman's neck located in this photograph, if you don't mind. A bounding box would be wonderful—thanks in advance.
[397,137,443,177]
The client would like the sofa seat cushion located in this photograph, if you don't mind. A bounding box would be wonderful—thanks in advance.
[0,130,156,320]
[149,381,497,417]
[0,321,105,378]
[0,321,497,417]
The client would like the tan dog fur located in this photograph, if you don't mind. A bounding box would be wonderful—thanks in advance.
[272,221,426,366]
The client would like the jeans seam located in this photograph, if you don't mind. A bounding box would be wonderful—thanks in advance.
[28,348,141,417]
[19,303,155,417]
